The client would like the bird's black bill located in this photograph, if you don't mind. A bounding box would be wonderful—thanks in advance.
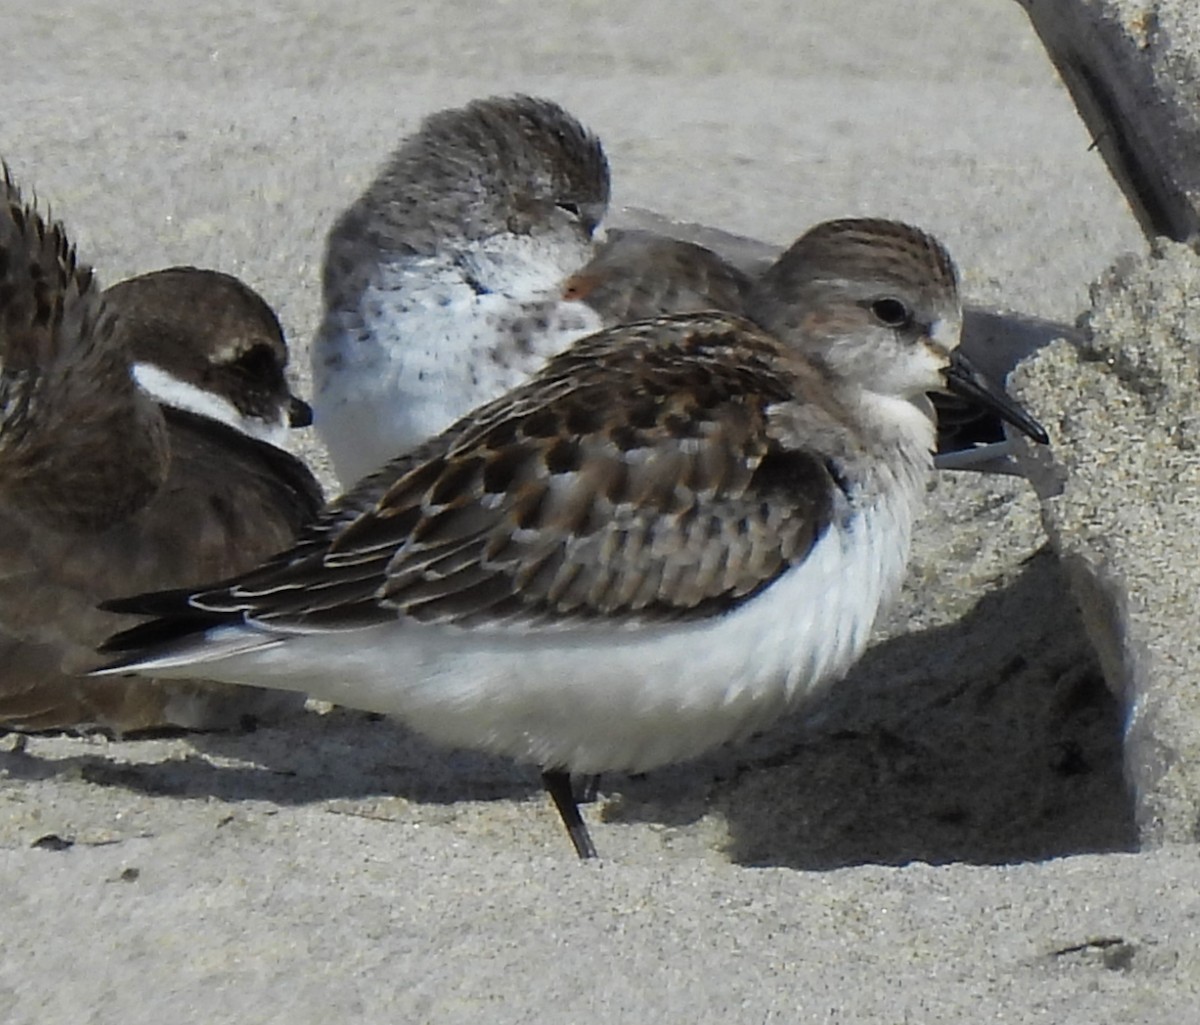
[942,350,1049,445]
[288,395,314,428]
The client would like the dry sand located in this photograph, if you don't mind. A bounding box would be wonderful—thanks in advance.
[3,1,1198,1022]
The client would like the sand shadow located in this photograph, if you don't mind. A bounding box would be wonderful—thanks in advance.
[604,548,1137,867]
[0,706,541,808]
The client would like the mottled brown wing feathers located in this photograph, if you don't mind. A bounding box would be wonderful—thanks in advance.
[197,316,839,631]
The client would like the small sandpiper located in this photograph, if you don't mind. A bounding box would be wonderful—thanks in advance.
[312,94,611,486]
[98,218,1047,856]
[0,166,323,733]
[567,225,1037,472]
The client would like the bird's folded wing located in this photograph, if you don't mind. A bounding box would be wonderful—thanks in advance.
[173,316,844,633]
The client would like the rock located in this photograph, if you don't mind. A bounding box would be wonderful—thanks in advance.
[1012,238,1200,844]
[1015,0,1200,241]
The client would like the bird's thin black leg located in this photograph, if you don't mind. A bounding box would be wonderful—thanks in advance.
[542,769,598,859]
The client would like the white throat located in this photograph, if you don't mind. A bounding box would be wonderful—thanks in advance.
[132,362,289,448]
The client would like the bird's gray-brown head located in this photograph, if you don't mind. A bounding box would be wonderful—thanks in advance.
[751,218,1045,443]
[329,95,611,265]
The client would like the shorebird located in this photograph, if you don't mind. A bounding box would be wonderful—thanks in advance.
[98,218,1047,855]
[312,94,611,486]
[568,225,1036,473]
[0,166,323,733]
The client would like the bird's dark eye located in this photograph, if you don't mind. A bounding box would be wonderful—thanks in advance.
[231,343,279,381]
[870,297,912,329]
[557,201,582,218]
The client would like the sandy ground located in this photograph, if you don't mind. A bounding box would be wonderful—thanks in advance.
[3,1,1198,1022]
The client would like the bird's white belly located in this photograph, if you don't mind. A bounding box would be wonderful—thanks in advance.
[312,264,601,485]
[196,489,919,774]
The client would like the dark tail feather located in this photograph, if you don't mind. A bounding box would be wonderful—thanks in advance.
[98,612,235,656]
[98,587,241,655]
[100,585,202,619]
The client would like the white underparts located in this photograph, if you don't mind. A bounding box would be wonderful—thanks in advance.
[312,237,602,485]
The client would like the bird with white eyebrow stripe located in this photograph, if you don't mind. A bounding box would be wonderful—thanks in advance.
[0,166,322,734]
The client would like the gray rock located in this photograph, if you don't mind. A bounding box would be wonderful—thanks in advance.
[1013,239,1200,844]
[1016,0,1200,241]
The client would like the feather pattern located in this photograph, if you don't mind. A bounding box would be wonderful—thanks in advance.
[178,315,845,633]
